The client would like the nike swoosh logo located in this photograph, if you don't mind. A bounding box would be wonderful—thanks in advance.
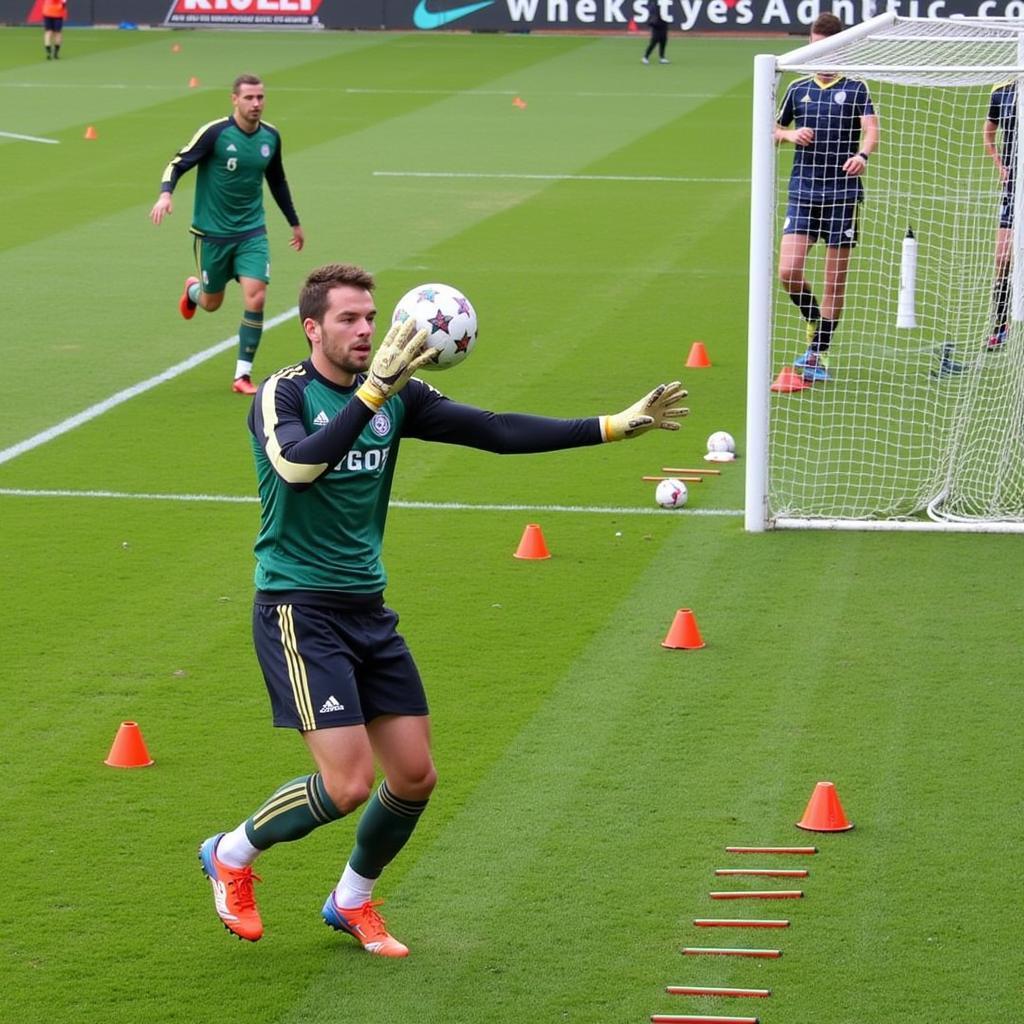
[413,0,495,29]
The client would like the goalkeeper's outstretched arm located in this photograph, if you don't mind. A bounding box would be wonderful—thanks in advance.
[400,380,689,452]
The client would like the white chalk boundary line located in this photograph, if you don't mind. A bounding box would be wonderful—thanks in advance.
[0,129,59,144]
[375,170,749,184]
[0,487,742,517]
[0,307,298,468]
[0,82,735,102]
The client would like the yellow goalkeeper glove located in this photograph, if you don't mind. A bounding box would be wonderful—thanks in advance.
[355,318,438,412]
[600,381,689,441]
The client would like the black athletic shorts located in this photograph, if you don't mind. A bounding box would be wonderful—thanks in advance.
[252,595,428,731]
[43,16,63,30]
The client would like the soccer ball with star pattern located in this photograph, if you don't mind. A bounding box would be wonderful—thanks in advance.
[392,282,478,370]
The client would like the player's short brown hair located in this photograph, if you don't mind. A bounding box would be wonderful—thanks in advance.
[299,264,377,332]
[811,13,844,37]
[232,74,263,94]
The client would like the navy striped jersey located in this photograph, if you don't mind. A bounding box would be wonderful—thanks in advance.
[248,361,601,597]
[988,81,1017,180]
[776,75,875,202]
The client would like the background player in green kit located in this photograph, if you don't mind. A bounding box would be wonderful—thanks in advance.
[197,263,690,953]
[149,74,304,395]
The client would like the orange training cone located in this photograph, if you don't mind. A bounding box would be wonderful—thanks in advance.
[627,18,638,31]
[661,608,705,649]
[770,366,809,393]
[514,523,551,560]
[171,42,181,53]
[686,341,712,368]
[104,721,154,768]
[83,125,98,140]
[512,96,527,110]
[188,76,200,88]
[796,781,853,832]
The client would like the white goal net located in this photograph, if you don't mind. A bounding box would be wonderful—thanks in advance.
[746,14,1024,532]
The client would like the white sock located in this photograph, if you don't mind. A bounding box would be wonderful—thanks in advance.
[215,824,260,868]
[235,359,253,380]
[334,864,375,909]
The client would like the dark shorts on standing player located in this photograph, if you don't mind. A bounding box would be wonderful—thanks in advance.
[783,198,861,247]
[253,596,429,731]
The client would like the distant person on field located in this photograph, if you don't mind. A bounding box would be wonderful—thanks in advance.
[642,3,670,64]
[197,262,690,953]
[983,78,1017,351]
[42,0,66,60]
[774,12,878,383]
[149,73,304,395]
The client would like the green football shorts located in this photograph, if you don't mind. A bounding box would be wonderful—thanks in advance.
[193,233,271,293]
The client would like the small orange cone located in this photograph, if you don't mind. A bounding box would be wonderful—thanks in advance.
[514,523,551,560]
[770,367,809,393]
[796,781,853,832]
[686,341,712,368]
[512,96,527,110]
[83,125,98,140]
[188,76,200,88]
[627,17,638,31]
[104,721,154,768]
[171,42,181,53]
[661,608,705,649]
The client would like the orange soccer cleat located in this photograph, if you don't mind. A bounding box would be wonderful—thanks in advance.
[321,894,409,957]
[198,834,263,941]
[231,375,257,395]
[179,276,199,320]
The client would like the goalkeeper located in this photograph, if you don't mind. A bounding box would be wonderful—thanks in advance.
[198,262,688,954]
[773,12,878,383]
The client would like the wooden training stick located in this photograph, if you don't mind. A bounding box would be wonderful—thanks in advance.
[661,467,722,475]
[642,476,702,483]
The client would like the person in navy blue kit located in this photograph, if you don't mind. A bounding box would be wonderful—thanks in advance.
[642,5,670,65]
[983,79,1017,351]
[774,13,878,383]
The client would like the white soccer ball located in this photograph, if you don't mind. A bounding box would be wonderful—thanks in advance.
[655,478,688,509]
[707,430,736,454]
[392,282,478,371]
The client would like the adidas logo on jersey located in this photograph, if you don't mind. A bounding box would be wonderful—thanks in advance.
[319,695,345,713]
[313,410,330,427]
[227,143,238,152]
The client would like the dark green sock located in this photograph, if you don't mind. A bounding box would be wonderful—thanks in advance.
[238,309,264,362]
[243,772,343,850]
[349,780,429,879]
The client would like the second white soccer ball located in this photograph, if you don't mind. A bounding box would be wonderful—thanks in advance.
[655,478,689,509]
[707,430,736,454]
[392,282,478,371]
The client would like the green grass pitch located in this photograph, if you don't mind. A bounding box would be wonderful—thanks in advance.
[1,25,1020,1024]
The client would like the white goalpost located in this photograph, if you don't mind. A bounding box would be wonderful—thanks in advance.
[746,13,1024,533]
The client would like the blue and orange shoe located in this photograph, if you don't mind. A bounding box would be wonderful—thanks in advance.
[794,347,830,383]
[198,834,263,942]
[987,324,1008,351]
[179,276,199,320]
[321,894,409,957]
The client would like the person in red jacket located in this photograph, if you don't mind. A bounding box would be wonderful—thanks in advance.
[42,0,67,60]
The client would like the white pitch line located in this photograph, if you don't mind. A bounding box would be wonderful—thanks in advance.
[374,171,749,184]
[0,306,298,467]
[0,129,59,144]
[0,487,743,517]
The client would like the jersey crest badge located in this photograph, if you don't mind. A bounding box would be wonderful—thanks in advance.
[834,91,848,104]
[370,412,391,437]
[261,144,271,157]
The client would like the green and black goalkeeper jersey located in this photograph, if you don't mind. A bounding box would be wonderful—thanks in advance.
[248,361,602,599]
[159,116,299,242]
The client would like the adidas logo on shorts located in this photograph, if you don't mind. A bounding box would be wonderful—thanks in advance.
[319,695,345,714]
